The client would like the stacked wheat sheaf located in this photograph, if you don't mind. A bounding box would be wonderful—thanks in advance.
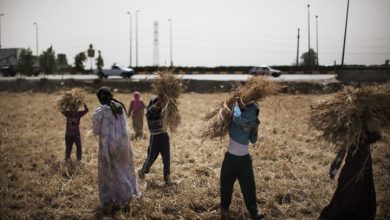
[57,88,86,112]
[309,83,390,147]
[152,70,182,132]
[201,76,281,140]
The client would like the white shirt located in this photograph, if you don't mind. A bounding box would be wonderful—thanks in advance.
[227,138,249,156]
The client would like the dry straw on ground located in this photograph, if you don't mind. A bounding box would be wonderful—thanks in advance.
[309,83,390,147]
[57,88,86,112]
[201,76,281,140]
[0,92,389,219]
[152,70,182,132]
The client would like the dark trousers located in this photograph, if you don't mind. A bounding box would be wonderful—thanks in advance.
[220,152,258,217]
[140,132,170,180]
[65,135,82,160]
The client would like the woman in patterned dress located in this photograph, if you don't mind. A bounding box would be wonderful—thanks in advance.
[92,87,141,214]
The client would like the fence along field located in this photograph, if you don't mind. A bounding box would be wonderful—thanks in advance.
[0,91,389,219]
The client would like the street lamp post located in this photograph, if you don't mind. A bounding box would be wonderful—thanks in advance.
[126,11,132,67]
[307,4,311,70]
[341,0,350,67]
[135,10,139,67]
[296,28,300,66]
[33,22,38,57]
[0,13,4,49]
[316,15,319,66]
[168,18,173,67]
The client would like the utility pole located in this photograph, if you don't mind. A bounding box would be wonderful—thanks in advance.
[307,4,311,70]
[126,11,132,67]
[168,18,173,67]
[153,21,159,66]
[341,0,350,67]
[135,10,139,67]
[33,22,38,57]
[316,15,319,66]
[0,13,4,49]
[296,28,300,66]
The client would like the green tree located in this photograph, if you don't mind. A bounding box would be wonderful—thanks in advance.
[39,46,57,77]
[300,48,318,67]
[95,50,104,72]
[74,52,87,73]
[17,48,35,76]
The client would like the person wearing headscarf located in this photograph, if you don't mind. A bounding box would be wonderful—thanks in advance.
[138,96,171,186]
[318,112,381,220]
[92,87,141,215]
[220,98,265,220]
[128,91,146,140]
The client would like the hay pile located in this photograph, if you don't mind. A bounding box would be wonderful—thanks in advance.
[152,70,182,132]
[57,88,86,112]
[201,76,280,140]
[309,83,390,147]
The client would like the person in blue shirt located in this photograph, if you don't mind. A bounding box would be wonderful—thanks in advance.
[220,98,265,220]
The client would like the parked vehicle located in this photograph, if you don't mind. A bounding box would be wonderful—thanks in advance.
[96,64,135,79]
[249,65,281,77]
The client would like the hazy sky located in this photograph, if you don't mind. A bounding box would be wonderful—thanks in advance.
[1,0,389,67]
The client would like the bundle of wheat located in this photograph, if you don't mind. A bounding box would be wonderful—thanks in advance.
[152,70,182,132]
[201,76,280,140]
[57,88,85,112]
[309,83,390,147]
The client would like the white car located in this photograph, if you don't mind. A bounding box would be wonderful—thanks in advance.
[97,64,135,78]
[249,65,281,77]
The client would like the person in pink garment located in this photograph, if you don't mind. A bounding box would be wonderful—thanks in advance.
[128,91,146,140]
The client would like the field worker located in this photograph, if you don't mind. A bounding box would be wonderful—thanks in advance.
[61,103,88,161]
[318,111,381,220]
[220,98,265,220]
[128,91,146,140]
[92,87,141,215]
[138,97,172,186]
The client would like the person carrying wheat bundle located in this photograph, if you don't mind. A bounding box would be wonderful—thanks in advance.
[310,84,390,220]
[138,71,181,187]
[318,111,381,220]
[58,89,89,162]
[138,96,172,186]
[220,97,265,220]
[201,76,279,220]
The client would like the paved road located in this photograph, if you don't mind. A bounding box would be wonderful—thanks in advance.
[0,74,337,82]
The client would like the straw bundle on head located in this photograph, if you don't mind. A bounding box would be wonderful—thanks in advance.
[201,76,280,140]
[57,88,85,112]
[309,83,390,147]
[152,70,182,132]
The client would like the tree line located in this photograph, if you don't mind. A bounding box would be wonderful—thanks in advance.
[17,44,104,77]
[16,46,389,76]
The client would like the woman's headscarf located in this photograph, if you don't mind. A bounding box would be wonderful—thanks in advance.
[96,87,127,119]
[132,91,141,115]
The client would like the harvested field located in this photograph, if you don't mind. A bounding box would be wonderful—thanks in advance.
[0,91,389,219]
